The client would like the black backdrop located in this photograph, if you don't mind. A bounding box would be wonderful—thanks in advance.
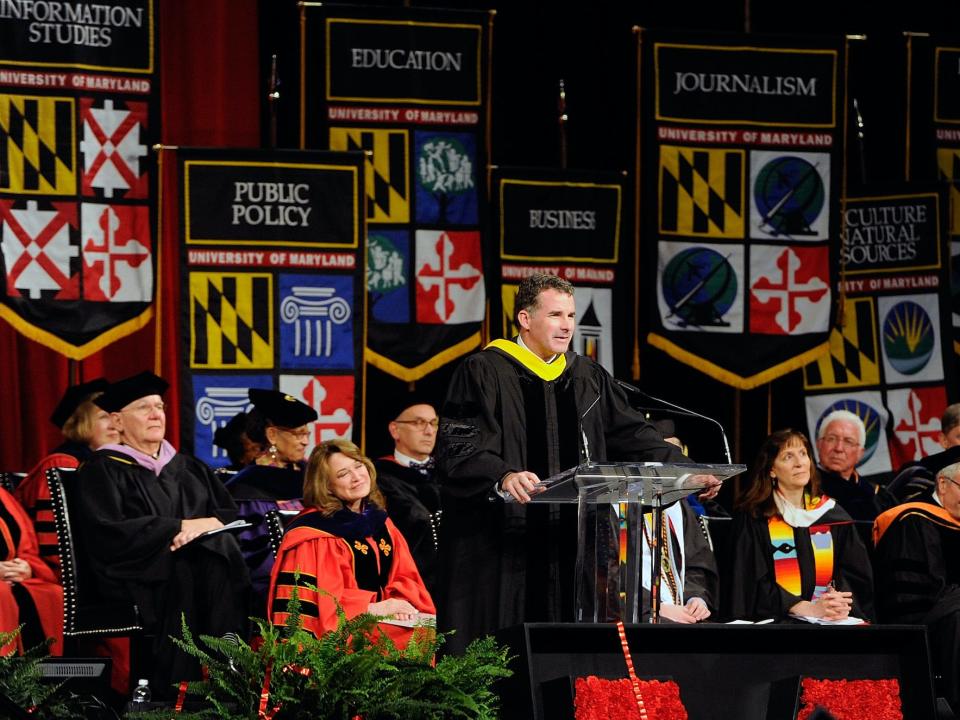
[254,0,960,499]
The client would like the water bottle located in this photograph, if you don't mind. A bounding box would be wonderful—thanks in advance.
[131,678,151,706]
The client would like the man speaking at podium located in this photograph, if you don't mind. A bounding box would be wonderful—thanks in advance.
[438,273,712,653]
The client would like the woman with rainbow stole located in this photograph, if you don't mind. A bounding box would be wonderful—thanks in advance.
[725,429,874,623]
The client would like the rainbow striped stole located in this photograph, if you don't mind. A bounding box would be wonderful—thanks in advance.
[768,516,834,599]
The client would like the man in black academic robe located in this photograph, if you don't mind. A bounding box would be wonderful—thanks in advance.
[438,274,692,654]
[373,400,442,597]
[75,372,250,697]
[873,461,960,710]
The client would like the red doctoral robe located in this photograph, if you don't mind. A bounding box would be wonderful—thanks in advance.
[269,506,434,649]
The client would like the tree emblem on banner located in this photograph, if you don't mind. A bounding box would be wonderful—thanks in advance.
[416,136,474,223]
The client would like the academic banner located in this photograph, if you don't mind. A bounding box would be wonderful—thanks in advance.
[927,40,960,356]
[803,189,956,478]
[0,0,157,358]
[642,32,844,389]
[177,148,366,469]
[301,4,491,381]
[491,167,625,376]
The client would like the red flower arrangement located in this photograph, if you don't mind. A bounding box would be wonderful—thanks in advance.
[574,676,688,720]
[798,678,903,720]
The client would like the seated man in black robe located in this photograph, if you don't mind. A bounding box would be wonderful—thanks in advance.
[873,461,960,711]
[75,371,251,697]
[373,398,442,596]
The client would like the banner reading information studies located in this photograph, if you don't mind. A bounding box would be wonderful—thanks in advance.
[0,0,157,357]
[302,4,491,381]
[178,148,366,468]
[643,32,844,389]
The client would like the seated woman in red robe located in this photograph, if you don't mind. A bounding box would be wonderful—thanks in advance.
[268,439,435,648]
[0,488,63,656]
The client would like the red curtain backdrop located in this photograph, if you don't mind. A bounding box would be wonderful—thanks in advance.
[0,0,261,470]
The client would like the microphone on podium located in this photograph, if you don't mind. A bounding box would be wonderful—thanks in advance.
[614,379,732,464]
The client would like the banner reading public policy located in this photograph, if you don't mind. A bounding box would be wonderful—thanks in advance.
[803,189,956,477]
[491,167,625,377]
[178,148,366,469]
[642,31,845,389]
[301,4,491,381]
[0,0,158,358]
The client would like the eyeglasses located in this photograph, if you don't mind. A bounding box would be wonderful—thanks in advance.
[945,476,960,491]
[394,418,439,430]
[821,434,860,449]
[279,428,311,440]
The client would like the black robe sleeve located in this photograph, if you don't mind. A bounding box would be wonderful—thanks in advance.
[874,513,960,625]
[439,353,515,501]
[681,500,719,611]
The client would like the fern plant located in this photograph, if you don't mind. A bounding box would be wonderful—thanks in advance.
[0,628,86,719]
[138,582,512,719]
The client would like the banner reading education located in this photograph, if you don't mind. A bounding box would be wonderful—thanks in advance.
[178,148,365,468]
[643,32,844,389]
[302,4,490,381]
[0,0,157,357]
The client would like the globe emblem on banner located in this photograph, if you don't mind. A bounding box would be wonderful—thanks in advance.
[661,247,737,328]
[817,399,882,466]
[882,301,934,375]
[754,156,825,237]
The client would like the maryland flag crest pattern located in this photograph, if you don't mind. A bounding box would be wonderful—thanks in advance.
[190,272,274,369]
[804,296,880,390]
[0,6,158,358]
[659,145,745,239]
[0,95,75,196]
[329,127,409,224]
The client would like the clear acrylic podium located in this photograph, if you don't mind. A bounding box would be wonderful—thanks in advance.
[517,461,746,623]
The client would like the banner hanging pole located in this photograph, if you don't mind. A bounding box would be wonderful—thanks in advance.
[631,26,644,381]
[558,79,568,170]
[903,32,929,182]
[153,144,167,376]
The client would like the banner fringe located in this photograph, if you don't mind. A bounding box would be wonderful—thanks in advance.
[647,332,829,390]
[366,333,481,381]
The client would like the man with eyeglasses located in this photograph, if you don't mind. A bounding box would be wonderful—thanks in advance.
[815,410,883,524]
[75,371,250,697]
[373,399,442,596]
[874,461,960,711]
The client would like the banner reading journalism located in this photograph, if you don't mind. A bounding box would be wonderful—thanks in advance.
[178,148,365,469]
[492,167,624,376]
[0,0,157,357]
[302,4,491,381]
[803,189,956,478]
[928,41,960,356]
[643,32,844,389]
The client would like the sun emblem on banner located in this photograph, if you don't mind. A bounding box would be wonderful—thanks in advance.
[882,301,934,375]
